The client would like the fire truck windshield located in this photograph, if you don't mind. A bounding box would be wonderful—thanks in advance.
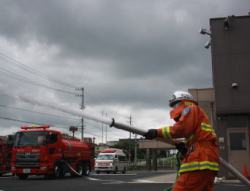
[14,132,48,146]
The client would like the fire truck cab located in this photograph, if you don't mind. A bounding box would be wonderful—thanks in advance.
[0,135,13,176]
[11,125,95,180]
[95,148,128,174]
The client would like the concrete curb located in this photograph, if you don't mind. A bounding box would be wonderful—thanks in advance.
[134,172,177,184]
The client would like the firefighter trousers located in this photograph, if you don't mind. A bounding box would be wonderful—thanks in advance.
[172,170,217,191]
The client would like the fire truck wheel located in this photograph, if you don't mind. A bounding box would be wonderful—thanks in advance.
[113,167,118,174]
[54,164,65,178]
[17,174,28,180]
[122,167,127,174]
[83,162,90,176]
[75,163,83,176]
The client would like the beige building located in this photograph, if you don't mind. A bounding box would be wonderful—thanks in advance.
[188,88,215,127]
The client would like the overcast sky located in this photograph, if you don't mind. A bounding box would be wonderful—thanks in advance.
[0,0,249,143]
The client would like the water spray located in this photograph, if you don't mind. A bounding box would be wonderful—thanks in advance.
[18,95,147,134]
[18,95,112,126]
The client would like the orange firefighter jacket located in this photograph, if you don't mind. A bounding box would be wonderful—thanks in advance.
[157,101,219,174]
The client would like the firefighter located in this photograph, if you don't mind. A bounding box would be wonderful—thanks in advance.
[145,91,219,191]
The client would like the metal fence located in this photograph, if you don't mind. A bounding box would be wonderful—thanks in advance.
[129,156,177,170]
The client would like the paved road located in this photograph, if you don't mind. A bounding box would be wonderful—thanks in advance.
[0,172,248,191]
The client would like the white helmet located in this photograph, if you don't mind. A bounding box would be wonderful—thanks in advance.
[169,91,194,107]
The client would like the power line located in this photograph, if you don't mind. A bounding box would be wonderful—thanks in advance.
[71,126,102,138]
[68,122,124,139]
[0,93,105,132]
[0,52,76,89]
[0,95,104,133]
[0,93,125,135]
[76,87,85,140]
[0,115,129,141]
[0,93,127,139]
[0,66,75,95]
[0,104,80,121]
[0,115,101,138]
[0,116,45,125]
[52,124,102,138]
[0,115,101,137]
[0,104,102,132]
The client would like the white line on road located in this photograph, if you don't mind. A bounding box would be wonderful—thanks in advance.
[221,183,246,187]
[88,176,166,184]
[92,173,136,176]
[87,177,119,182]
[87,177,101,181]
[102,181,125,184]
[133,179,156,183]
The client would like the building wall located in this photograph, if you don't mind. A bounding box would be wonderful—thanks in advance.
[210,15,250,114]
[210,15,250,176]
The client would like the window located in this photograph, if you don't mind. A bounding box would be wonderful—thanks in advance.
[96,155,114,160]
[229,132,246,150]
[15,132,48,146]
[48,133,57,144]
[118,156,128,161]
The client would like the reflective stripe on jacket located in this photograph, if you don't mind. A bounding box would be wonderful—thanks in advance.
[179,161,219,173]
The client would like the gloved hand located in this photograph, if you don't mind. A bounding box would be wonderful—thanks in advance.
[144,129,158,140]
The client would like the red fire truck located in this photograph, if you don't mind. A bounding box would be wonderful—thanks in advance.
[0,136,13,176]
[11,125,95,180]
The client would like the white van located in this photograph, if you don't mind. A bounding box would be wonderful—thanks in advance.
[95,148,128,174]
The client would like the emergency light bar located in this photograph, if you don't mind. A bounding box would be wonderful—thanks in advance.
[101,149,116,153]
[101,148,122,153]
[21,125,50,130]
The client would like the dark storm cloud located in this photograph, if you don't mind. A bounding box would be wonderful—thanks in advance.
[0,0,204,79]
[1,0,249,80]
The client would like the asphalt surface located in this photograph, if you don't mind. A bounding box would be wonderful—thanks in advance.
[0,171,249,191]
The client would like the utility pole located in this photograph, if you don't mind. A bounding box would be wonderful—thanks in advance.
[128,115,137,166]
[128,115,132,163]
[132,116,137,167]
[76,87,85,140]
[101,111,108,144]
[101,111,104,144]
[134,134,138,167]
[105,112,108,143]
